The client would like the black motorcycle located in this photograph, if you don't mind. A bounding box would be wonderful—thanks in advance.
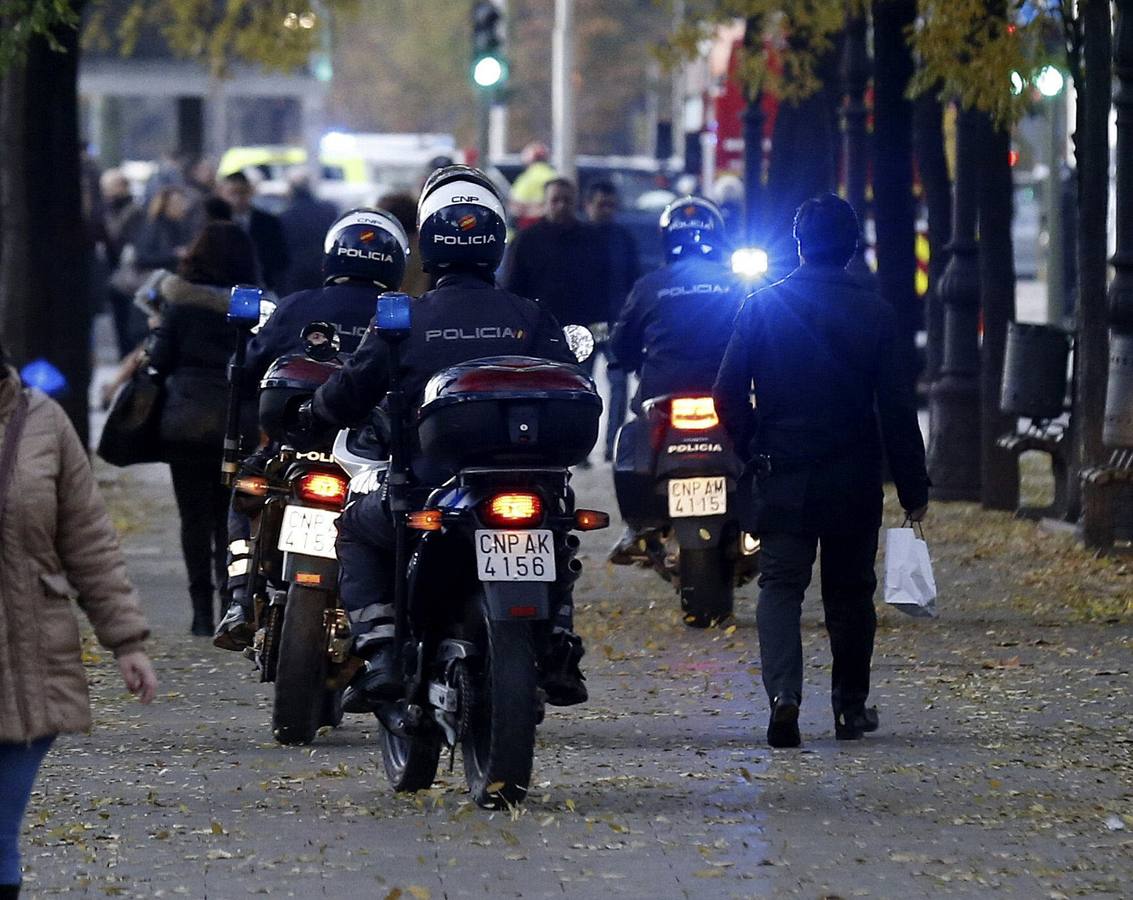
[334,294,607,808]
[224,294,352,745]
[611,393,759,627]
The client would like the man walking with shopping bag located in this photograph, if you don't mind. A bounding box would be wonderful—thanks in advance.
[713,194,930,748]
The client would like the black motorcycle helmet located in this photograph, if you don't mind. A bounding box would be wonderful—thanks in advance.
[417,165,507,275]
[659,195,728,263]
[322,208,410,289]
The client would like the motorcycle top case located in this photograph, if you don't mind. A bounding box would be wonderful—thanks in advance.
[417,355,601,471]
[259,354,342,442]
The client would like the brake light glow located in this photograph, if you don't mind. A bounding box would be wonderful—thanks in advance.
[671,397,719,430]
[296,472,348,506]
[482,492,543,528]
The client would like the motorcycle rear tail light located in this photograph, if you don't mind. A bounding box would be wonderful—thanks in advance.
[296,472,348,507]
[481,492,544,528]
[670,397,719,430]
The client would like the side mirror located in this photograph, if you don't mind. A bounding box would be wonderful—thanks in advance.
[301,321,341,361]
[375,291,412,343]
[228,285,263,328]
[563,324,595,363]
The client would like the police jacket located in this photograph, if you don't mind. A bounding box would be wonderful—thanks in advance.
[245,281,380,387]
[712,262,930,531]
[313,271,575,428]
[610,256,745,404]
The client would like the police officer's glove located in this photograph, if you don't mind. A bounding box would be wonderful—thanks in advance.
[286,399,331,451]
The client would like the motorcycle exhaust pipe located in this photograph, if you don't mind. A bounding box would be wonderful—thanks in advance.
[563,533,581,553]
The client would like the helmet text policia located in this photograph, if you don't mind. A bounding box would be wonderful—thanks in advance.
[659,196,728,263]
[323,208,409,289]
[417,165,508,274]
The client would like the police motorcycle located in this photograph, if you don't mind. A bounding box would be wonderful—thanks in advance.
[611,396,758,627]
[333,293,607,808]
[222,287,353,745]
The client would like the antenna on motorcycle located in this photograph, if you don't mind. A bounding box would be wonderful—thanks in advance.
[374,291,414,675]
[222,284,263,487]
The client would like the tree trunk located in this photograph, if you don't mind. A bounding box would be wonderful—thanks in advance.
[765,46,839,277]
[975,114,1020,511]
[913,91,952,387]
[0,5,91,446]
[871,0,919,385]
[1067,0,1114,523]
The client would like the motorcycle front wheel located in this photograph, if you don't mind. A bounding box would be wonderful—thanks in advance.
[272,585,331,745]
[462,612,538,809]
[679,547,734,628]
[380,721,442,792]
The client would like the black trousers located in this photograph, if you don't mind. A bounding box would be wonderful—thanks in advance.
[756,527,879,714]
[169,459,230,613]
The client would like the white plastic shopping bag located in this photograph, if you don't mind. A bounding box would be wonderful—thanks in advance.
[884,524,938,618]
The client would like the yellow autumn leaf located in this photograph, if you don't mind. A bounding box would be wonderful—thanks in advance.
[407,887,431,900]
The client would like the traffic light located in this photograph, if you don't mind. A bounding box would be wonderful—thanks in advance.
[471,0,506,89]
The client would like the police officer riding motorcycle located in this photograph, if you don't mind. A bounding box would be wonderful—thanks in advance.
[607,197,754,626]
[214,208,411,649]
[302,166,589,715]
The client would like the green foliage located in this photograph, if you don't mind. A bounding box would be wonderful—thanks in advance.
[0,0,80,70]
[660,0,864,103]
[910,0,1069,126]
[83,0,359,74]
[667,0,1077,124]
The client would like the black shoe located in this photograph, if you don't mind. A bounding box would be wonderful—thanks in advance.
[190,612,214,636]
[342,644,403,713]
[540,633,588,707]
[0,881,21,899]
[767,696,801,748]
[213,600,255,651]
[835,705,879,741]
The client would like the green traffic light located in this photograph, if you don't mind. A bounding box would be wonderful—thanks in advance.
[473,55,505,88]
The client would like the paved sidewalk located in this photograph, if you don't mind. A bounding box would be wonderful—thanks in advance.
[17,447,1133,898]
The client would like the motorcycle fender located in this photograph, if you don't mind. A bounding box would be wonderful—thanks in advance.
[672,516,728,549]
[282,552,339,590]
[437,638,479,663]
[482,581,550,622]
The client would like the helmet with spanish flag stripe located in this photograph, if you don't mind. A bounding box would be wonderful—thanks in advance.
[417,165,507,275]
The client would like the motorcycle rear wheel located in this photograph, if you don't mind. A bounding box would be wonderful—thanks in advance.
[272,585,331,745]
[462,615,538,809]
[380,722,442,792]
[679,547,734,628]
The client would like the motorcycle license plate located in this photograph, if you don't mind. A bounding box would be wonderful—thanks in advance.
[474,529,556,582]
[277,506,340,560]
[668,477,727,517]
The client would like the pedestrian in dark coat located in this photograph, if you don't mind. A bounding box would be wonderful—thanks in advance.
[134,186,193,274]
[713,194,930,749]
[219,171,290,293]
[0,347,157,896]
[584,181,640,460]
[278,173,339,295]
[147,223,259,635]
[501,178,609,327]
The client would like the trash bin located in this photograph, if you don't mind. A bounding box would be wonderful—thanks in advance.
[1000,322,1071,421]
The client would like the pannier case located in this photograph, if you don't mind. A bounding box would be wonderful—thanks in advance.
[418,356,601,471]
